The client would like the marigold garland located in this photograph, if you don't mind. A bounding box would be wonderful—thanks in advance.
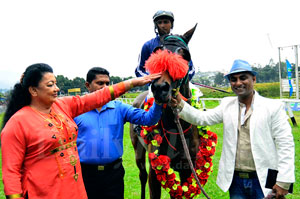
[140,90,218,199]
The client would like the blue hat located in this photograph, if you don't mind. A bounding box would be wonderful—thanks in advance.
[225,59,257,80]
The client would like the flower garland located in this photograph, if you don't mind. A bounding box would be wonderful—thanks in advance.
[140,88,218,199]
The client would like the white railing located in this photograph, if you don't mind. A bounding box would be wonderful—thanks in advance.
[0,105,6,114]
[117,97,300,126]
[116,97,300,110]
[115,98,135,105]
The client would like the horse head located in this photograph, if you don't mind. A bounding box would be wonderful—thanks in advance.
[146,24,197,104]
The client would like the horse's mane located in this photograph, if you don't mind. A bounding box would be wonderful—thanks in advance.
[145,49,188,81]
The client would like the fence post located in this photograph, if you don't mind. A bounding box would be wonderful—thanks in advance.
[285,101,298,127]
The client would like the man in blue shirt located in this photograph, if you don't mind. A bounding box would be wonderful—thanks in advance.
[135,10,195,80]
[74,67,162,199]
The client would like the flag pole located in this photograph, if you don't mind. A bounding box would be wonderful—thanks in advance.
[278,47,282,98]
[295,45,299,99]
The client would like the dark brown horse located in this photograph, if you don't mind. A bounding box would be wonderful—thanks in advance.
[130,25,199,199]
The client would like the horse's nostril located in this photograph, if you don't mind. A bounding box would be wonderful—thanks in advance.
[161,82,170,91]
[151,82,170,92]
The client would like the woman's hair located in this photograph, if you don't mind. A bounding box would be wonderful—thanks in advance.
[2,63,53,129]
[86,67,110,83]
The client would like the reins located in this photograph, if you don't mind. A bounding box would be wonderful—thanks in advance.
[170,80,210,199]
[172,106,211,199]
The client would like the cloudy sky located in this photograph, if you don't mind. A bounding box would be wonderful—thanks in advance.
[0,0,299,89]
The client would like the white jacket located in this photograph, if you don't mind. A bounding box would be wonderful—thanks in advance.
[179,92,295,196]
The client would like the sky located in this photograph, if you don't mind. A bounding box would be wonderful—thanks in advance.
[0,0,300,89]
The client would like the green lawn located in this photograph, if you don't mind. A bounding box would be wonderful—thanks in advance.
[0,111,299,199]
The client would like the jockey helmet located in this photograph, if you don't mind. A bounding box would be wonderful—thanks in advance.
[153,10,174,23]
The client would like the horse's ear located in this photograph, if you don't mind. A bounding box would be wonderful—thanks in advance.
[182,23,198,44]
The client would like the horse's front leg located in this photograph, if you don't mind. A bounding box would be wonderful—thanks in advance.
[148,165,161,199]
[136,139,147,199]
[130,124,148,199]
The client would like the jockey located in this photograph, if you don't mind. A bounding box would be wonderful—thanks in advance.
[135,10,195,80]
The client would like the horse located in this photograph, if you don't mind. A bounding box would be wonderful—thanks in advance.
[130,24,205,199]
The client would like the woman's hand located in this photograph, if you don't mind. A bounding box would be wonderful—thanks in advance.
[131,73,162,87]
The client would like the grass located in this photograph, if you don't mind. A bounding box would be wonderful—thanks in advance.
[0,110,299,199]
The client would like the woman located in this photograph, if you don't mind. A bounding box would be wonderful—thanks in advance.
[1,63,161,199]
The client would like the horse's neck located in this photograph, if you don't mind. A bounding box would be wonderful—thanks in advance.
[180,81,191,103]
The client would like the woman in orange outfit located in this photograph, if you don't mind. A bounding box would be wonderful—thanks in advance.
[1,63,160,199]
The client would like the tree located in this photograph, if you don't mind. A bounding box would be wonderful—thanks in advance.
[110,76,122,84]
[214,72,226,86]
[56,75,87,94]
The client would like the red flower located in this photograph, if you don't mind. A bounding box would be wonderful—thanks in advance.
[200,147,212,156]
[156,172,167,182]
[197,160,206,168]
[204,156,213,163]
[188,184,199,194]
[170,185,183,198]
[165,179,175,188]
[199,171,209,179]
[153,134,163,145]
[148,152,157,160]
[166,172,176,181]
[158,155,170,171]
[200,179,207,185]
[151,158,162,169]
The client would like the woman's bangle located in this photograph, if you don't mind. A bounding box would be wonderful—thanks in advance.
[130,80,134,89]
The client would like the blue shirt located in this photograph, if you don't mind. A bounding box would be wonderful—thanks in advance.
[135,34,195,80]
[74,100,162,165]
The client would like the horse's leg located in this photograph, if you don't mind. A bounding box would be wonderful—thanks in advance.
[179,167,192,184]
[137,144,147,199]
[148,166,162,199]
[130,124,147,199]
[129,91,149,199]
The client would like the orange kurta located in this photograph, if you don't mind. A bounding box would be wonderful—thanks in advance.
[1,83,126,199]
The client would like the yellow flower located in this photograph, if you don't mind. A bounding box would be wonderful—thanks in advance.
[182,185,188,192]
[206,146,211,151]
[161,181,166,185]
[204,162,210,168]
[203,134,209,139]
[156,165,162,170]
[172,184,178,190]
[143,130,148,135]
[151,140,159,146]
[196,169,202,175]
[168,168,174,175]
[154,149,158,155]
[144,105,148,110]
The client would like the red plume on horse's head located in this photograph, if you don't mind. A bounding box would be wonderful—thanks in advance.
[145,49,189,81]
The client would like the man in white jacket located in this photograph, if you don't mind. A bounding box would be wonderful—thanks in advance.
[171,59,295,199]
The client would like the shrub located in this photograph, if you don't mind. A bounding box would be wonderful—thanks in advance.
[199,82,280,99]
[254,82,280,98]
